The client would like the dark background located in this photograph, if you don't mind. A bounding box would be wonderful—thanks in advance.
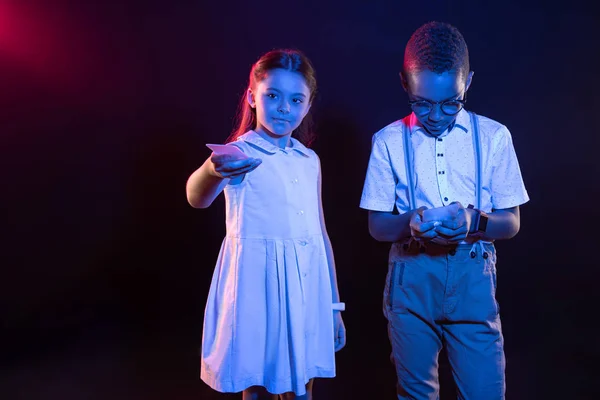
[2,1,598,399]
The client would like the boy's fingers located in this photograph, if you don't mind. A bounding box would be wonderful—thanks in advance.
[441,220,460,229]
[410,206,427,222]
[441,217,467,229]
[414,220,438,233]
[419,230,438,239]
[450,201,464,209]
[434,226,453,236]
[436,225,467,237]
[420,222,437,232]
[411,213,421,224]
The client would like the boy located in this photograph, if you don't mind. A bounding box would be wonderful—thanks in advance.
[360,21,529,399]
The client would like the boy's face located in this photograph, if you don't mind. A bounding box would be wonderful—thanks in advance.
[401,69,473,136]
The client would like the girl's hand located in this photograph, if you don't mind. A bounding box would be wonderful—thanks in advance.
[334,311,346,352]
[434,202,473,243]
[410,207,439,241]
[209,153,262,178]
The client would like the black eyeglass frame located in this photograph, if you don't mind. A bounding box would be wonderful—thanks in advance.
[408,91,468,116]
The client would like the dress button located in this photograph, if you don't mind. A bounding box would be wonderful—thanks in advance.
[449,249,456,256]
[483,252,489,259]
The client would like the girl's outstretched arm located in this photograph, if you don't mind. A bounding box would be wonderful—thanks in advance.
[186,153,261,208]
[186,157,230,208]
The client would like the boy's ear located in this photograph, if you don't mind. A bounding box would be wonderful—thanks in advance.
[465,71,474,91]
[246,88,256,108]
[399,71,409,92]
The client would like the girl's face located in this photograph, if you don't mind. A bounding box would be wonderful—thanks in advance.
[247,68,312,142]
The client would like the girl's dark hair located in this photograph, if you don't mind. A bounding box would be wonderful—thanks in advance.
[226,49,317,146]
[403,21,470,78]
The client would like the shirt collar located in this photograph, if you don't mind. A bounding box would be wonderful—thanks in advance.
[408,108,470,138]
[238,130,310,157]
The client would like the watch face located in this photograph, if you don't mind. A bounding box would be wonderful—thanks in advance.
[479,213,488,232]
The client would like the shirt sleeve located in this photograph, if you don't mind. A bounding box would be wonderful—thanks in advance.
[490,126,530,210]
[360,133,398,212]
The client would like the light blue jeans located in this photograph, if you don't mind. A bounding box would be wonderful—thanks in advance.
[384,241,505,400]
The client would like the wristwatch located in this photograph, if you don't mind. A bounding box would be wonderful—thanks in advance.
[467,204,488,233]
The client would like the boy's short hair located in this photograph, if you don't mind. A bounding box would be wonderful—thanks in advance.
[403,21,470,78]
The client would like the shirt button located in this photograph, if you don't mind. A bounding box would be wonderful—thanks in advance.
[444,197,448,201]
[298,210,304,215]
[293,178,299,183]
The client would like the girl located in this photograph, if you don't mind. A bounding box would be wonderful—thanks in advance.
[186,49,345,400]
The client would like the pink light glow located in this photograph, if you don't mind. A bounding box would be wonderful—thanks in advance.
[0,2,139,106]
[0,3,74,83]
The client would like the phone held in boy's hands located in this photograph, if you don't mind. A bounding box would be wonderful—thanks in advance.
[421,203,462,245]
[206,144,248,159]
[422,203,460,223]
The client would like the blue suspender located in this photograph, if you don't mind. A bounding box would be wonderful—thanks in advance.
[402,112,482,210]
[402,117,417,210]
[469,111,482,210]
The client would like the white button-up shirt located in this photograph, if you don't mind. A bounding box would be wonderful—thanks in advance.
[360,109,529,214]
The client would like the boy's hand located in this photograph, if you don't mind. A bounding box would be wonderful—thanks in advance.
[209,153,262,178]
[434,202,474,243]
[410,207,439,241]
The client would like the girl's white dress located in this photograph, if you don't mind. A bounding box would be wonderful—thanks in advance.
[200,131,336,396]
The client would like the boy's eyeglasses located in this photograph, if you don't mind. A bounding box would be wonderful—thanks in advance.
[408,92,467,117]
